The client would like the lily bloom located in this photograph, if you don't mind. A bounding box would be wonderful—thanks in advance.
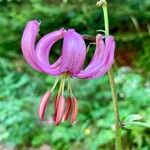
[21,20,115,125]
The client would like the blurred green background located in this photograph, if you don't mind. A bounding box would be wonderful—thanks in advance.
[0,0,150,149]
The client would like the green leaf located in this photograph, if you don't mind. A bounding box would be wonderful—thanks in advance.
[124,114,143,123]
[123,121,150,129]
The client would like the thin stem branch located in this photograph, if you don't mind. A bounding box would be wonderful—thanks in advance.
[97,1,122,149]
[82,35,96,42]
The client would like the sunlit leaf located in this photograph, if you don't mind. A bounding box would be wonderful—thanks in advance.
[124,114,143,123]
[123,121,150,129]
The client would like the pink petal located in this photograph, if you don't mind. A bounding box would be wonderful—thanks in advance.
[60,29,86,74]
[21,20,42,72]
[21,20,66,76]
[35,29,66,75]
[93,36,115,78]
[76,35,115,79]
[38,91,51,120]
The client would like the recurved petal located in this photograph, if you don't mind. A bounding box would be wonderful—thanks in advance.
[59,29,86,74]
[21,20,42,72]
[36,29,65,67]
[21,21,66,76]
[93,36,115,78]
[38,91,51,120]
[35,28,66,76]
[82,34,105,71]
[76,35,115,79]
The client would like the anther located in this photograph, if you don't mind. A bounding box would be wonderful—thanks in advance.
[63,97,72,121]
[71,97,78,124]
[54,95,65,125]
[38,91,51,120]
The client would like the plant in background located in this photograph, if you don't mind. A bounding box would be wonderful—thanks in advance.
[21,20,115,125]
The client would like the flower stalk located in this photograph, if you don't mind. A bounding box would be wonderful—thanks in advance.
[97,0,122,149]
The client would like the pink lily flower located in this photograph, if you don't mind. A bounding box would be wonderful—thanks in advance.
[21,20,115,125]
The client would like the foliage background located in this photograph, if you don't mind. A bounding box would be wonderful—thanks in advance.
[0,0,150,149]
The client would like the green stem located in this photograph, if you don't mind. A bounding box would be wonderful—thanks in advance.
[97,1,122,149]
[102,5,109,36]
[108,69,122,150]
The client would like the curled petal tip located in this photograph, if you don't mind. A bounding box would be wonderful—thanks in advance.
[27,20,40,28]
[38,91,51,120]
[60,27,66,31]
[96,34,103,39]
[96,34,103,44]
[60,28,67,36]
[68,29,75,32]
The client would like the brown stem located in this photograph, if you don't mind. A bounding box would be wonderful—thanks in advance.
[82,35,96,42]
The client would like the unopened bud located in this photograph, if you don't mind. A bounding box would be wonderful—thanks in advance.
[96,0,107,7]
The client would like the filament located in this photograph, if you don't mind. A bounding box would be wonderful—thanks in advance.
[50,76,60,92]
[67,78,74,97]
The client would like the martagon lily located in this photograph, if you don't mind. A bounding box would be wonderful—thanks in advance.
[21,20,115,125]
